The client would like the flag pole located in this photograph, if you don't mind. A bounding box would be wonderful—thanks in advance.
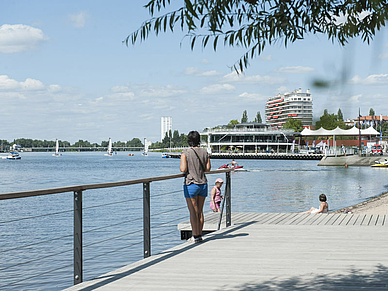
[358,108,361,156]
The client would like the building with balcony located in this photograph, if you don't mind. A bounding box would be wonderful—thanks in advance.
[201,123,296,154]
[265,88,313,129]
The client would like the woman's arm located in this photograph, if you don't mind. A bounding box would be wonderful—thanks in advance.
[316,202,324,214]
[205,157,211,172]
[210,187,216,211]
[180,153,187,173]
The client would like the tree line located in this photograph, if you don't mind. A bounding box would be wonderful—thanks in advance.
[227,108,388,136]
[0,131,189,151]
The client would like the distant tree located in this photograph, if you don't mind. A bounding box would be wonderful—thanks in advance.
[337,108,344,121]
[254,111,262,123]
[172,130,180,146]
[127,138,143,148]
[241,110,248,123]
[284,118,303,132]
[228,119,239,125]
[369,108,375,116]
[73,140,91,147]
[180,133,187,146]
[316,110,347,130]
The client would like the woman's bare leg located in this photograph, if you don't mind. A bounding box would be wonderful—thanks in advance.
[186,197,200,236]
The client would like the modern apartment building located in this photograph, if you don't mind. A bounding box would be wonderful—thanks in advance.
[265,88,313,129]
[160,116,172,141]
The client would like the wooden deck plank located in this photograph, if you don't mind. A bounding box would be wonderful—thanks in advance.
[341,214,355,225]
[361,214,373,226]
[308,213,328,225]
[283,213,305,225]
[354,214,366,226]
[275,213,300,225]
[271,213,294,225]
[261,213,288,225]
[65,214,388,291]
[331,214,348,226]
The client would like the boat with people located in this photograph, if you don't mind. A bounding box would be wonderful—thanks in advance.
[161,153,170,158]
[371,159,388,168]
[2,152,21,160]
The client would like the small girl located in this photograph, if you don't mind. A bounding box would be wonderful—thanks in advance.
[210,178,223,212]
[304,194,329,214]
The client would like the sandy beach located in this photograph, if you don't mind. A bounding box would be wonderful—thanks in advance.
[334,191,388,215]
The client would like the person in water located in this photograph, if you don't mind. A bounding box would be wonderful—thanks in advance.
[227,159,239,168]
[303,194,329,214]
[210,178,223,212]
[180,131,211,243]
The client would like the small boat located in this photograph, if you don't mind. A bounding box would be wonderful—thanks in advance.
[104,138,113,156]
[161,153,170,158]
[371,159,388,168]
[218,164,244,170]
[52,139,62,157]
[128,153,134,156]
[2,152,21,160]
[142,138,148,156]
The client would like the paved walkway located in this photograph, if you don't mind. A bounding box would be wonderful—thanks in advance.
[65,213,388,290]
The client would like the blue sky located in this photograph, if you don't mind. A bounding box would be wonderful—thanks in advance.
[1,1,388,143]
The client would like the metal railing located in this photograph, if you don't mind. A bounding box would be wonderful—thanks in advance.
[0,168,233,288]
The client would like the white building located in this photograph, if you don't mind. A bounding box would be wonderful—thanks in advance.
[161,116,172,141]
[265,88,313,129]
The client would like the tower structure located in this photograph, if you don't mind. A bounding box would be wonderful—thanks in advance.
[161,116,172,141]
[265,88,313,129]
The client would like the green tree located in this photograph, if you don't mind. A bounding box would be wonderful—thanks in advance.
[315,109,347,130]
[284,118,303,132]
[337,108,344,121]
[127,1,388,72]
[127,138,143,148]
[369,108,375,116]
[254,111,262,123]
[241,110,248,123]
[228,119,239,125]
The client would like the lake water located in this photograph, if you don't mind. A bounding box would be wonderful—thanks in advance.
[1,152,388,290]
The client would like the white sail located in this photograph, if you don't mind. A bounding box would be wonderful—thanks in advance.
[105,138,113,156]
[52,139,61,156]
[142,138,148,156]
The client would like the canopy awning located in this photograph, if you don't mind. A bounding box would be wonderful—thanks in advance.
[301,126,379,136]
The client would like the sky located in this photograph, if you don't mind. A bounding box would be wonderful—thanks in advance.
[1,1,388,144]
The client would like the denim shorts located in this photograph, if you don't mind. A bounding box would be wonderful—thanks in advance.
[183,183,208,198]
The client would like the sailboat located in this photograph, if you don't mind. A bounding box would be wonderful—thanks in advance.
[52,139,62,157]
[104,138,113,156]
[142,138,148,156]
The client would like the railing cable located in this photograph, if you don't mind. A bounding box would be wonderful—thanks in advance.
[84,240,143,262]
[83,229,143,249]
[0,208,73,224]
[83,216,143,234]
[0,233,73,253]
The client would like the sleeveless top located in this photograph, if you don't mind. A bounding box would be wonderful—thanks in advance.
[182,147,208,185]
[212,186,222,203]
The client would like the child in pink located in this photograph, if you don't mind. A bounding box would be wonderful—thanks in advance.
[210,178,223,212]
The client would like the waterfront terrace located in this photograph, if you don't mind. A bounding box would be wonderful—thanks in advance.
[201,123,297,154]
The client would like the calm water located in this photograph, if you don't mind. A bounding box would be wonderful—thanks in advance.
[1,152,388,290]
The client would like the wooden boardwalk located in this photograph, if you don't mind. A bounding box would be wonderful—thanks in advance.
[65,213,388,291]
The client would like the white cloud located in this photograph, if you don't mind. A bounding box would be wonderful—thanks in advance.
[260,54,273,61]
[275,86,288,94]
[0,24,48,53]
[350,94,362,102]
[0,75,56,92]
[69,12,89,28]
[378,51,388,59]
[184,67,220,77]
[223,72,285,84]
[350,74,388,85]
[238,92,266,101]
[199,84,235,94]
[201,59,210,64]
[276,66,315,74]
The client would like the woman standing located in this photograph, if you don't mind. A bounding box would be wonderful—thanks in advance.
[180,131,211,243]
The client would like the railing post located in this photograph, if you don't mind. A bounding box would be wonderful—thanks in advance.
[143,182,151,258]
[225,171,231,227]
[74,190,83,285]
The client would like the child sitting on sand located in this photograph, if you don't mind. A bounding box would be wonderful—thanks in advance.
[303,194,329,214]
[210,178,223,212]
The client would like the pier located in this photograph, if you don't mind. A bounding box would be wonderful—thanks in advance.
[168,152,324,160]
[65,212,388,290]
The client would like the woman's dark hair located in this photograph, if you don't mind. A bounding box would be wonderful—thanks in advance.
[319,194,327,202]
[187,131,200,147]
